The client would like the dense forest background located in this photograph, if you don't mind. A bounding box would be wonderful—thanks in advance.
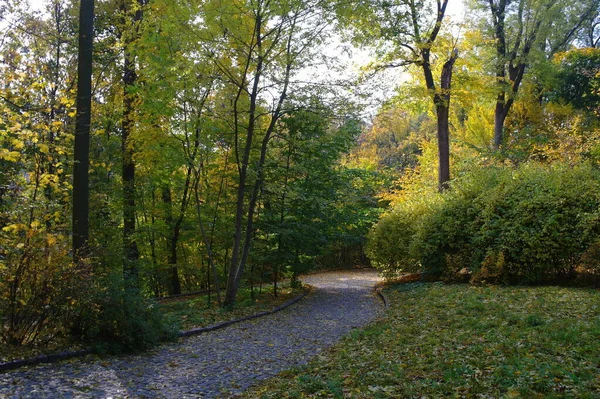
[1,0,600,351]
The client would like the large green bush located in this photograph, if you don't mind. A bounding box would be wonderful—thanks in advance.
[473,164,600,283]
[412,167,507,278]
[367,163,600,284]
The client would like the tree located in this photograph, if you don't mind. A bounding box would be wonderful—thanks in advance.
[73,0,95,263]
[337,0,458,191]
[478,0,600,149]
[120,0,145,286]
[552,47,600,113]
[195,0,332,304]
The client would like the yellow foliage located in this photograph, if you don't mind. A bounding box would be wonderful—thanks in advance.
[2,223,26,233]
[0,149,21,162]
[11,138,25,150]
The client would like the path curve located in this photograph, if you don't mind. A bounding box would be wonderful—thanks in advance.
[0,269,383,398]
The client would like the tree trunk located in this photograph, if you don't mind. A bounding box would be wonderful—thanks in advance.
[72,0,94,263]
[121,0,143,287]
[224,10,265,306]
[436,105,451,191]
[162,184,181,295]
[492,101,508,150]
[223,8,296,305]
[436,51,457,191]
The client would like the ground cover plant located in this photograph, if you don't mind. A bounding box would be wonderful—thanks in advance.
[242,282,600,398]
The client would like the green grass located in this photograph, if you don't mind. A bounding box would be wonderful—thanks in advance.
[241,282,600,398]
[159,283,304,331]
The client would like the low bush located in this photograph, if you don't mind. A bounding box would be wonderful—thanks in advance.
[0,228,84,347]
[365,192,436,278]
[367,162,600,285]
[71,273,179,354]
[474,164,600,283]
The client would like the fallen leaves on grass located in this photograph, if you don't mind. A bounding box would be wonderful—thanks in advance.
[240,283,600,399]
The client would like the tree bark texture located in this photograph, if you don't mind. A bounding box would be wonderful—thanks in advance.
[72,0,95,263]
[121,0,143,286]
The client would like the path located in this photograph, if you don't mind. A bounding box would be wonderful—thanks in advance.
[0,269,383,399]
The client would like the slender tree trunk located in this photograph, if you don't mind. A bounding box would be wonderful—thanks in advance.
[122,53,140,284]
[224,10,265,306]
[435,52,457,191]
[162,184,182,295]
[121,0,143,287]
[73,0,94,263]
[492,101,508,149]
[488,0,543,150]
[193,177,222,306]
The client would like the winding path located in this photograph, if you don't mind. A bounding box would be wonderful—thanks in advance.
[0,269,383,399]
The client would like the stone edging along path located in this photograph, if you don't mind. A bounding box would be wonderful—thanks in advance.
[0,269,385,398]
[0,287,312,373]
[375,287,390,309]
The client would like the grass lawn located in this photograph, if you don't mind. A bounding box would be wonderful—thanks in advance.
[242,282,600,398]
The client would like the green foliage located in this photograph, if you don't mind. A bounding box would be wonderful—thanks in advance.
[254,106,382,280]
[71,273,178,354]
[368,162,600,284]
[365,198,430,278]
[551,48,600,114]
[472,164,600,283]
[242,283,600,398]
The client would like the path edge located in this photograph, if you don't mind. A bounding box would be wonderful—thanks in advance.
[0,286,312,373]
[179,286,312,337]
[375,287,390,309]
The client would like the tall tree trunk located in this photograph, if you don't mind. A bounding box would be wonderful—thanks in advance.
[488,0,544,150]
[421,49,457,191]
[223,8,296,305]
[162,185,181,295]
[121,0,143,287]
[224,9,265,306]
[415,0,455,191]
[435,51,457,191]
[436,104,451,191]
[193,177,222,306]
[73,0,94,263]
[492,101,508,149]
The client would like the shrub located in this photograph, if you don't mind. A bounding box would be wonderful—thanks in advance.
[367,162,600,285]
[0,228,84,347]
[365,192,436,278]
[412,167,505,277]
[71,273,178,353]
[473,163,600,283]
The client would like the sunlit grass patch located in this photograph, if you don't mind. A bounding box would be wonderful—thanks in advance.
[242,282,600,398]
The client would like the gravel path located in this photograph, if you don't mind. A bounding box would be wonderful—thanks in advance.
[0,269,383,399]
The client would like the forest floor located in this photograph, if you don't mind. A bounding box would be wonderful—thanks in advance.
[0,269,384,398]
[242,280,600,398]
[159,282,303,332]
[0,283,303,365]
